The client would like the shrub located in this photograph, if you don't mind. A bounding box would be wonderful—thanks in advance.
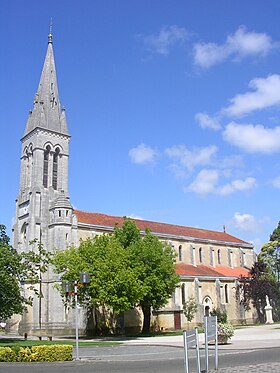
[210,308,227,323]
[31,345,72,362]
[0,345,72,362]
[218,321,234,339]
[0,347,17,362]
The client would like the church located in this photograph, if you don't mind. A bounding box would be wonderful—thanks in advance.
[11,31,256,336]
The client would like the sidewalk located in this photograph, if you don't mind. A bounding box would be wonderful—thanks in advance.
[121,323,280,350]
[122,324,280,372]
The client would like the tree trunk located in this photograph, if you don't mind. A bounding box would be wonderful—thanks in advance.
[141,305,151,334]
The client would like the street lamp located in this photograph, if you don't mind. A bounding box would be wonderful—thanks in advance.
[62,272,90,360]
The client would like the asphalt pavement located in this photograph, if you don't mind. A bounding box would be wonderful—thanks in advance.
[1,323,280,372]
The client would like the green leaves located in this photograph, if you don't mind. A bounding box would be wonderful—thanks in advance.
[52,219,179,332]
[0,226,52,320]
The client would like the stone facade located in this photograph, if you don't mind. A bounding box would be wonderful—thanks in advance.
[12,32,256,336]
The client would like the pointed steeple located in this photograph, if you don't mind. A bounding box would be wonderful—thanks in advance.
[24,29,69,137]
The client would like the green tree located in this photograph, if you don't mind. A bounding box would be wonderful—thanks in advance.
[0,225,27,320]
[183,297,197,328]
[237,262,280,322]
[258,241,280,282]
[258,221,280,283]
[115,220,179,333]
[270,221,280,241]
[0,225,52,321]
[53,234,141,333]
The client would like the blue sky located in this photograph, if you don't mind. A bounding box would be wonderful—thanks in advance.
[1,0,280,251]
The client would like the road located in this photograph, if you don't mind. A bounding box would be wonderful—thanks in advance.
[1,344,280,372]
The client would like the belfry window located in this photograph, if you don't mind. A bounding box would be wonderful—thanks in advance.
[52,147,59,190]
[43,145,50,188]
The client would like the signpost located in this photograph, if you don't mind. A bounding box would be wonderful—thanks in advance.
[204,315,218,372]
[183,328,201,373]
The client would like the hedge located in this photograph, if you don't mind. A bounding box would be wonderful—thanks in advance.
[0,345,73,362]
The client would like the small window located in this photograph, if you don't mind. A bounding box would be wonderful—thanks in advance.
[218,249,221,265]
[225,284,229,303]
[199,247,203,263]
[178,245,182,261]
[59,210,61,218]
[66,210,68,217]
[66,233,68,241]
[181,283,185,305]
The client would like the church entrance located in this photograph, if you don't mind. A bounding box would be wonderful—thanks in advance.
[203,296,213,316]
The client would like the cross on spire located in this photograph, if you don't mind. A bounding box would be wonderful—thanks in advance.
[48,18,53,44]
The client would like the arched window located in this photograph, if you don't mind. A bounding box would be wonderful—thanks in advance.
[21,223,27,243]
[43,145,51,187]
[199,247,203,263]
[225,284,229,303]
[178,245,182,261]
[52,147,60,190]
[218,249,221,265]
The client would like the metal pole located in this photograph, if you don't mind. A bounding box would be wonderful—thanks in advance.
[183,330,189,373]
[214,316,218,370]
[195,328,201,373]
[74,281,79,360]
[204,316,209,373]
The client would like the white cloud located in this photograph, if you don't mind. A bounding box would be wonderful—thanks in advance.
[231,212,260,232]
[228,26,275,57]
[193,26,276,68]
[128,213,143,220]
[271,176,280,188]
[165,145,218,173]
[195,112,221,130]
[129,144,158,164]
[218,177,256,195]
[230,213,270,243]
[143,25,189,55]
[218,155,244,169]
[224,75,280,117]
[223,122,280,154]
[186,169,256,196]
[193,43,230,68]
[185,169,219,195]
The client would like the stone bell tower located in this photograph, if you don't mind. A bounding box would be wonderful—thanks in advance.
[12,29,78,335]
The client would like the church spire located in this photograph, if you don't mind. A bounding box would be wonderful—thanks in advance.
[24,28,69,137]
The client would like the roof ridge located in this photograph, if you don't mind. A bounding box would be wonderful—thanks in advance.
[74,209,225,234]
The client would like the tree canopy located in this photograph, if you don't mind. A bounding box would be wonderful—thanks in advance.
[0,225,52,321]
[0,225,26,320]
[238,262,280,322]
[116,222,179,333]
[53,219,179,333]
[270,221,280,242]
[53,234,140,314]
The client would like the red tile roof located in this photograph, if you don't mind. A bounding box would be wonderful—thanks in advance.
[176,263,250,278]
[74,210,252,246]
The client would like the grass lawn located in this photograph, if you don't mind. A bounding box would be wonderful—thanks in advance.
[0,339,121,347]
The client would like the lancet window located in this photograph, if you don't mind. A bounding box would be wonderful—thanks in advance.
[52,147,60,190]
[43,145,51,188]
